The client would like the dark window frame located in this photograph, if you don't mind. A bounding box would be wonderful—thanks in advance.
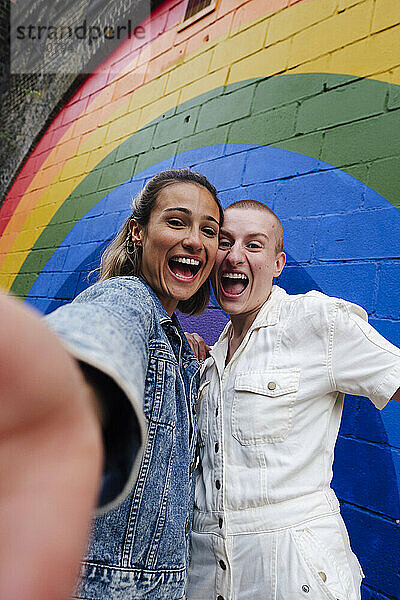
[177,0,218,32]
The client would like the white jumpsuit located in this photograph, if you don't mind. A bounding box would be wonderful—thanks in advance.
[187,287,400,600]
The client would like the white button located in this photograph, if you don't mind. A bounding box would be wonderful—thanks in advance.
[267,381,276,390]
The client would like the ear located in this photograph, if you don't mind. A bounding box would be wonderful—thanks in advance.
[273,251,286,278]
[130,219,144,246]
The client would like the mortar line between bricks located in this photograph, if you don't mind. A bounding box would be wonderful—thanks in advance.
[190,120,400,172]
[362,582,399,600]
[338,498,400,524]
[286,209,393,218]
[286,28,400,74]
[308,215,320,262]
[372,260,381,314]
[287,251,399,263]
[369,0,378,37]
[367,318,400,324]
[368,315,400,322]
[281,210,396,221]
[338,432,400,452]
[301,106,400,137]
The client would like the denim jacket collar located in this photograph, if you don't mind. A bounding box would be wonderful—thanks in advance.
[137,276,172,325]
[138,276,199,365]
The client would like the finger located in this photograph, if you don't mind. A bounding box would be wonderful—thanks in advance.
[199,340,206,361]
[192,334,206,361]
[184,333,198,357]
[193,335,208,361]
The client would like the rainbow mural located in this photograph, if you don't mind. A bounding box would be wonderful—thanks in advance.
[1,0,399,596]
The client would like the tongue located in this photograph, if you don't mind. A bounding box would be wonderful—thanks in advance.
[171,261,192,278]
[223,278,247,295]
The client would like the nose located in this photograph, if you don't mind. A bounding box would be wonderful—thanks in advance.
[182,226,203,253]
[225,242,244,266]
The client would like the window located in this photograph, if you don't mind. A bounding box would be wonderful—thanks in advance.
[184,0,213,20]
[178,0,218,31]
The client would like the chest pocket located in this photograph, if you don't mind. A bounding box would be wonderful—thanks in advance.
[232,369,300,445]
[143,348,178,427]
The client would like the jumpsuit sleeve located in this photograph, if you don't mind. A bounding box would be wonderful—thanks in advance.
[45,277,152,513]
[329,300,400,409]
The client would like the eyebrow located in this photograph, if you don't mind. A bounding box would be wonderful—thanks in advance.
[220,229,269,240]
[164,207,219,225]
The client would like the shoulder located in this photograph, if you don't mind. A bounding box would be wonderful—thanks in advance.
[76,276,151,299]
[46,277,156,335]
[46,276,156,349]
[278,288,368,323]
[74,277,155,315]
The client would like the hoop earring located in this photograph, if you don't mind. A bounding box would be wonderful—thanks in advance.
[126,233,136,256]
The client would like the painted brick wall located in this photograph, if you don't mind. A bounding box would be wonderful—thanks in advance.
[0,0,399,597]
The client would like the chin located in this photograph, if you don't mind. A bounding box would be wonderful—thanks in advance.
[224,305,244,316]
[174,285,200,302]
[217,296,244,314]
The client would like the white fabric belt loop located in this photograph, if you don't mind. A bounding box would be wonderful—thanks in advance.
[193,489,340,535]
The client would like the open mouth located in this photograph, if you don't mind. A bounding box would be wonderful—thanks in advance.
[168,256,202,280]
[220,272,249,296]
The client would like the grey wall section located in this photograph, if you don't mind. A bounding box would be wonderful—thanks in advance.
[0,71,82,202]
[0,0,164,203]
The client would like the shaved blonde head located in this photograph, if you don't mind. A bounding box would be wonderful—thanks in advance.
[225,200,284,254]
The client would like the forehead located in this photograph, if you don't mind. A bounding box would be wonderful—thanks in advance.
[155,182,219,216]
[222,206,277,237]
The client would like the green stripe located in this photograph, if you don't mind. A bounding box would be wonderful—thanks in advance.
[12,73,400,298]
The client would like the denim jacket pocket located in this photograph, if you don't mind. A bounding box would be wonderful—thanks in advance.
[232,369,300,445]
[196,380,210,447]
[143,347,178,427]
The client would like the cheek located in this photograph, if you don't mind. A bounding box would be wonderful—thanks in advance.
[214,250,226,266]
[211,268,219,290]
[208,239,219,262]
[146,231,173,256]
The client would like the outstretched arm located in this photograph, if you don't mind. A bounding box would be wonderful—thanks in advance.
[0,291,103,600]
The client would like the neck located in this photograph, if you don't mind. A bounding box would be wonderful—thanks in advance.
[227,288,273,355]
[225,313,257,366]
[160,297,178,317]
[230,310,259,342]
[140,273,178,317]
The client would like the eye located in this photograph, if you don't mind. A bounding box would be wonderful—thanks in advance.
[247,241,262,250]
[202,226,218,237]
[218,239,231,249]
[167,218,185,227]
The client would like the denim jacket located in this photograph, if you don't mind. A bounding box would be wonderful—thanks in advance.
[45,276,200,600]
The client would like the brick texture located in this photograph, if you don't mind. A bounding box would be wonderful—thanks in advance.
[1,2,400,599]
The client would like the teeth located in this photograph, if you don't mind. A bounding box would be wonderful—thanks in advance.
[223,272,248,280]
[171,257,200,266]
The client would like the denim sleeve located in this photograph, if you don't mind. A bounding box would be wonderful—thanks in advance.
[330,300,400,409]
[45,277,152,512]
